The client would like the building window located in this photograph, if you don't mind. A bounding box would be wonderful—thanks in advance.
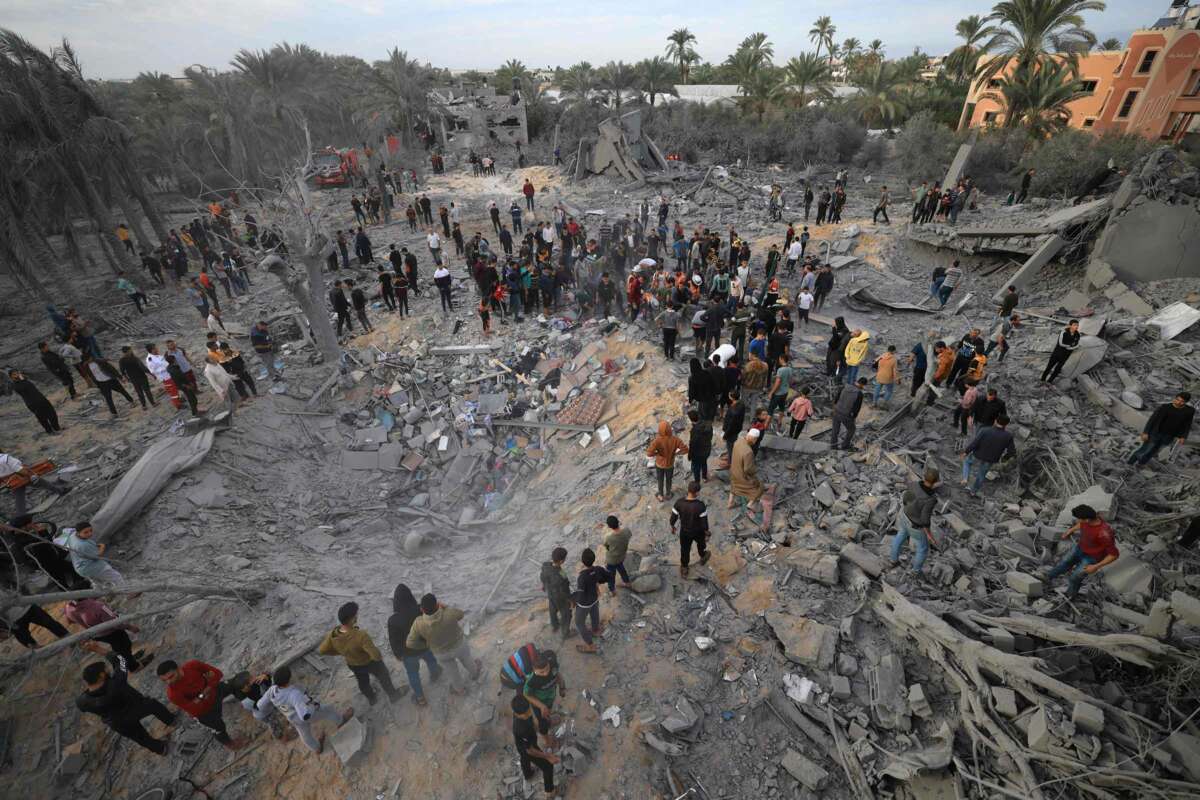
[1186,69,1200,97]
[1166,113,1191,140]
[1116,90,1139,118]
[1082,118,1096,128]
[982,111,998,124]
[1114,52,1128,75]
[987,79,1002,88]
[1137,50,1158,74]
[1079,79,1099,94]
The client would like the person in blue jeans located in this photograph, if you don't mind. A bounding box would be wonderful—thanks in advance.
[890,469,941,572]
[961,415,1016,495]
[386,583,442,706]
[1126,392,1193,467]
[1043,505,1121,597]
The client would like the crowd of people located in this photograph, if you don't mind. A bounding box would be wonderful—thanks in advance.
[2,157,1196,799]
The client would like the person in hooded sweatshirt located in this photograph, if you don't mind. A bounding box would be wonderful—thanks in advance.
[687,408,713,483]
[646,420,688,501]
[826,317,850,378]
[687,357,718,421]
[387,585,442,706]
[318,602,403,706]
[407,593,480,697]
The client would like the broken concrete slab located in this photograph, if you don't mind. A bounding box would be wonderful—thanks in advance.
[813,482,835,508]
[1165,731,1200,782]
[1102,554,1154,597]
[341,449,380,471]
[785,549,840,586]
[1071,701,1104,735]
[839,542,886,577]
[1027,707,1053,752]
[908,684,932,718]
[991,234,1067,303]
[330,717,370,767]
[629,573,662,593]
[1170,590,1200,627]
[353,425,388,448]
[830,675,851,699]
[1057,335,1107,380]
[759,433,829,455]
[1147,301,1200,341]
[992,687,1018,718]
[870,653,910,731]
[1055,485,1114,526]
[1006,571,1044,598]
[765,611,837,670]
[780,748,829,791]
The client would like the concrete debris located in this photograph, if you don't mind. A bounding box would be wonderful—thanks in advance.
[1170,590,1200,627]
[1146,301,1200,340]
[780,748,829,791]
[784,549,839,586]
[642,731,686,756]
[1071,701,1105,735]
[764,612,837,670]
[1006,571,1044,598]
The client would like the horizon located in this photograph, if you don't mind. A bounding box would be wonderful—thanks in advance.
[7,0,1155,80]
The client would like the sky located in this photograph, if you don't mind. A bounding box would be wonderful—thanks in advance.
[7,0,1157,80]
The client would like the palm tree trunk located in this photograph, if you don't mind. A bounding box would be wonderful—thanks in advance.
[71,159,136,272]
[261,253,341,363]
[375,138,392,224]
[94,229,121,275]
[118,154,169,244]
[0,208,54,300]
[61,222,89,273]
[109,166,154,255]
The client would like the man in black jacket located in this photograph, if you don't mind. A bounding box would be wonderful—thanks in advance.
[1041,320,1081,383]
[889,468,941,574]
[970,388,1006,428]
[670,480,711,578]
[1128,392,1194,467]
[830,378,866,451]
[118,345,157,409]
[722,389,747,465]
[38,341,77,399]
[329,280,354,336]
[813,266,833,311]
[77,654,177,755]
[8,369,60,434]
[961,414,1016,495]
[347,279,372,332]
[573,549,608,653]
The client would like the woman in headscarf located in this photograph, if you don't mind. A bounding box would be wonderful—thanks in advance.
[687,357,717,421]
[826,316,850,378]
[387,583,442,706]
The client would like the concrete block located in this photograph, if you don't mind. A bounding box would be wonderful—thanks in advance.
[813,482,836,507]
[987,628,1015,653]
[780,748,829,791]
[1055,485,1114,526]
[908,684,932,718]
[1085,259,1115,289]
[330,717,370,767]
[1170,590,1200,627]
[765,612,838,669]
[1027,707,1052,752]
[1006,571,1044,598]
[1142,599,1174,639]
[1113,289,1155,316]
[839,542,886,578]
[992,687,1018,718]
[943,512,972,535]
[1071,701,1104,735]
[377,442,405,470]
[341,449,380,471]
[1165,731,1200,782]
[786,548,840,586]
[830,675,851,699]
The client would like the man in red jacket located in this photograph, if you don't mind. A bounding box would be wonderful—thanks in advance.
[157,659,245,749]
[1043,504,1120,598]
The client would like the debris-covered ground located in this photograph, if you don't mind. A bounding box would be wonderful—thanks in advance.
[2,149,1199,800]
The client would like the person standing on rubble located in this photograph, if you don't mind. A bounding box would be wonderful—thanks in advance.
[842,330,870,385]
[671,481,711,579]
[830,378,867,451]
[388,584,443,706]
[647,420,688,502]
[77,653,177,755]
[813,265,833,312]
[329,280,354,336]
[601,515,633,593]
[656,301,680,360]
[872,185,891,224]
[347,279,372,333]
[6,369,60,434]
[1042,504,1120,597]
[937,260,963,307]
[889,468,942,574]
[157,659,246,750]
[687,408,713,485]
[407,593,481,696]
[1040,319,1081,384]
[960,414,1016,495]
[729,429,767,526]
[511,695,561,797]
[319,602,404,706]
[65,597,152,669]
[1127,392,1193,467]
[539,548,575,641]
[571,549,608,654]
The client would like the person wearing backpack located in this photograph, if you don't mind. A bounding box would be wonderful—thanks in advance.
[947,329,984,386]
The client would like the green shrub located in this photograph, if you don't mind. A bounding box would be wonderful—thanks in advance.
[894,111,956,184]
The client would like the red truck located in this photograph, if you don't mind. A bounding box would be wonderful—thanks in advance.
[311,147,359,188]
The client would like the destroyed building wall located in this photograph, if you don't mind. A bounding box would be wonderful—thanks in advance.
[575,109,668,183]
[1092,147,1200,282]
[432,85,528,151]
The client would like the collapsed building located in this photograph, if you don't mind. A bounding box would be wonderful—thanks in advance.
[572,109,671,183]
[428,83,528,151]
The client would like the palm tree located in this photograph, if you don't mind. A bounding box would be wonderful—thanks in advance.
[983,57,1089,137]
[737,69,783,123]
[782,54,834,107]
[495,58,532,92]
[809,16,837,63]
[867,40,886,63]
[737,33,775,68]
[946,15,998,83]
[975,0,1106,87]
[361,49,432,153]
[842,38,862,60]
[637,56,678,106]
[777,54,835,107]
[666,28,699,84]
[1099,37,1122,50]
[849,61,908,128]
[598,61,636,110]
[726,49,764,89]
[561,62,598,109]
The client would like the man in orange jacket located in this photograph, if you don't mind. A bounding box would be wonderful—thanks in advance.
[158,659,246,749]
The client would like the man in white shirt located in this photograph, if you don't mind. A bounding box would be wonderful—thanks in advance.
[144,344,182,410]
[427,231,442,266]
[786,239,803,275]
[206,309,227,335]
[256,665,352,753]
[797,289,815,326]
[449,203,461,225]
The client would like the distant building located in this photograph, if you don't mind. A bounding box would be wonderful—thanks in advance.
[960,0,1200,144]
[428,84,527,151]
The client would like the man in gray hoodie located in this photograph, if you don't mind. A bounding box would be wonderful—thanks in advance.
[889,469,941,573]
[830,378,866,451]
